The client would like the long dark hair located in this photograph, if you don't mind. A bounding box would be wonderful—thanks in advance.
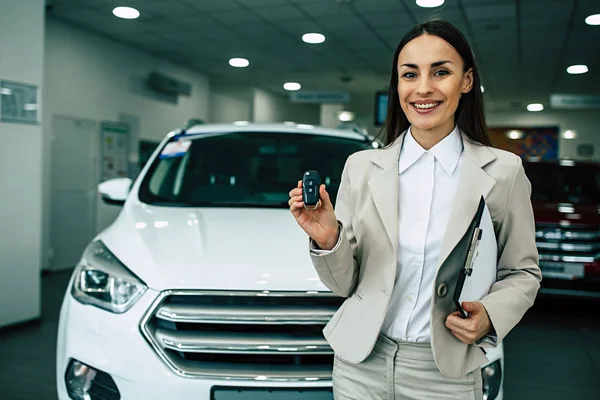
[382,19,491,147]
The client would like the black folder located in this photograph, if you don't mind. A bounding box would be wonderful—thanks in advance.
[453,196,486,318]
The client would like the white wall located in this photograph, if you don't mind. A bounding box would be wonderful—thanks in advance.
[486,110,600,161]
[320,104,344,128]
[209,81,253,123]
[209,83,320,126]
[253,88,320,125]
[42,18,211,270]
[0,0,44,328]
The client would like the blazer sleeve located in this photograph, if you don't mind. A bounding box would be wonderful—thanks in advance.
[308,157,359,298]
[478,158,542,347]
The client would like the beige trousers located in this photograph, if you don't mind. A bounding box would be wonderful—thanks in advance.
[332,335,483,400]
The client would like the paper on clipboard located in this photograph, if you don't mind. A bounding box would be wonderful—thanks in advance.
[458,204,497,311]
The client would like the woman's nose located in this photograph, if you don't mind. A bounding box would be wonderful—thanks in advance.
[416,75,434,96]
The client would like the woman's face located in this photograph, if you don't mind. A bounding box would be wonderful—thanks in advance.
[397,34,473,135]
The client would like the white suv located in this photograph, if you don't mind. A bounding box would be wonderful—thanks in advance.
[56,123,504,400]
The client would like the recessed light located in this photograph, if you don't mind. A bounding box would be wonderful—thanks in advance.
[229,58,249,68]
[302,33,326,44]
[112,6,140,19]
[527,103,544,112]
[337,111,355,122]
[480,85,485,93]
[562,130,577,139]
[566,65,588,74]
[284,82,301,91]
[585,14,600,25]
[416,0,445,8]
[506,130,524,140]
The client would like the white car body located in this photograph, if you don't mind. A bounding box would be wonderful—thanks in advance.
[57,123,504,400]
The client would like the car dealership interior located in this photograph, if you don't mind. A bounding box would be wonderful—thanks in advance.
[1,0,600,399]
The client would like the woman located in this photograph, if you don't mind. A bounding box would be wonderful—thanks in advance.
[288,20,542,400]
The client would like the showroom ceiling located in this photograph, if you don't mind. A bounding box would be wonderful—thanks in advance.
[46,0,600,111]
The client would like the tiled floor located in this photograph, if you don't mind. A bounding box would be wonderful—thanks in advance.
[1,270,599,400]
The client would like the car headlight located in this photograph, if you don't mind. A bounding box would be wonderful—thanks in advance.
[71,241,146,313]
[481,360,502,400]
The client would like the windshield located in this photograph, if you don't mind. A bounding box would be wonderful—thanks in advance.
[524,162,600,203]
[138,131,370,208]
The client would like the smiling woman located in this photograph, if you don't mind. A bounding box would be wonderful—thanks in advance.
[290,18,542,400]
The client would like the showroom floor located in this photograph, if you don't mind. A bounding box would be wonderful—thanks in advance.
[0,270,599,400]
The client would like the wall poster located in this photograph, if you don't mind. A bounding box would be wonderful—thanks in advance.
[100,121,130,181]
[0,80,39,124]
[488,126,559,160]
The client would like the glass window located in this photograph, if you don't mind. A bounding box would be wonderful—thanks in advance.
[138,131,370,208]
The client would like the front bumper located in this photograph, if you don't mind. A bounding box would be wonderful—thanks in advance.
[57,279,503,400]
[56,285,332,400]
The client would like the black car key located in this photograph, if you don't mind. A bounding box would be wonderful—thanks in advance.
[302,170,321,210]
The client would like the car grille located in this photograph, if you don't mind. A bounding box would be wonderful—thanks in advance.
[536,224,600,279]
[140,290,344,381]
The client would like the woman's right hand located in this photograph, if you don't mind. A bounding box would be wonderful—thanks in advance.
[289,180,339,250]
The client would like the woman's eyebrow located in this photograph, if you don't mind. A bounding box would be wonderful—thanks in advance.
[400,60,453,68]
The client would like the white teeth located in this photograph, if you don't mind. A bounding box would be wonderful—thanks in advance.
[413,102,439,109]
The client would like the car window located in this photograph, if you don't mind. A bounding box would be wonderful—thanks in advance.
[138,131,370,208]
[524,162,600,203]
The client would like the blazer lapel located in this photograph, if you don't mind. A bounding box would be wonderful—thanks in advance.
[368,134,404,252]
[436,138,497,270]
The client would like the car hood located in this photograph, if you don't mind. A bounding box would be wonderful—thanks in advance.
[100,204,329,292]
[532,201,600,226]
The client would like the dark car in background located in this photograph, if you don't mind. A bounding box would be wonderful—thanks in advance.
[524,159,600,296]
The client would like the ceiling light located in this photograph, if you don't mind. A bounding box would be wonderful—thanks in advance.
[302,33,326,44]
[562,130,577,139]
[229,58,249,68]
[566,65,588,74]
[416,0,445,8]
[506,130,524,140]
[585,14,600,25]
[337,111,355,122]
[480,85,485,93]
[527,103,544,112]
[297,124,314,129]
[283,82,301,91]
[112,6,140,19]
[233,121,249,125]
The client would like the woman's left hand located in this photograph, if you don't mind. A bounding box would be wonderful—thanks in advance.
[445,301,492,345]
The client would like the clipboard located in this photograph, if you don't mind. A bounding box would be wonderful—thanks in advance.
[452,196,498,318]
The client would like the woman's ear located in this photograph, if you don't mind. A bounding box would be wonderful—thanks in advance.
[462,68,474,94]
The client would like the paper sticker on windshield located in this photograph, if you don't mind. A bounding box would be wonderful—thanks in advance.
[160,140,191,159]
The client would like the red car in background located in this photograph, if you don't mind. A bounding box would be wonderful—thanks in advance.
[523,159,600,296]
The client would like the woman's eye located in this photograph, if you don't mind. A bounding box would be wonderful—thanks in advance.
[434,69,450,77]
[402,72,417,79]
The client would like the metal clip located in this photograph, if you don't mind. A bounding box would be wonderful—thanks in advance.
[464,228,482,276]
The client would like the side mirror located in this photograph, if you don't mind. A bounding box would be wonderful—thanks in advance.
[98,178,132,206]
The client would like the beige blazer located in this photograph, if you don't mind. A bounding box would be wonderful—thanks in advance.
[310,132,542,379]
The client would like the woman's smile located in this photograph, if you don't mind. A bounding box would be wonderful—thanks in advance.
[410,100,444,114]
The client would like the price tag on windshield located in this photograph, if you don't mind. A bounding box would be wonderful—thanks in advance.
[159,140,191,159]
